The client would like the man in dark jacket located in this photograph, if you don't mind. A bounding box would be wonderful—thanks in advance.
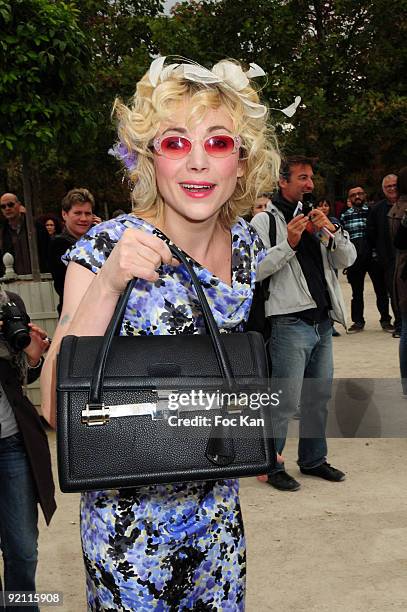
[0,193,49,276]
[0,290,55,609]
[48,188,100,315]
[341,185,392,333]
[367,174,400,337]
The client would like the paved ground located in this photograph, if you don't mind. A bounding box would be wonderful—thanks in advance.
[33,276,407,611]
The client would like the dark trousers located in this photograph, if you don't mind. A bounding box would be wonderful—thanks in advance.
[347,259,390,325]
[382,260,401,332]
[400,313,407,394]
[0,434,39,612]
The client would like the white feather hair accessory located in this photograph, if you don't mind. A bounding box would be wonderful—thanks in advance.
[148,56,301,119]
[148,56,268,119]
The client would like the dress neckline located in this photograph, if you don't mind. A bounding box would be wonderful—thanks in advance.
[121,214,246,290]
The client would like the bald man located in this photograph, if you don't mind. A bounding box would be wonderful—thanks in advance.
[367,174,401,337]
[0,193,48,275]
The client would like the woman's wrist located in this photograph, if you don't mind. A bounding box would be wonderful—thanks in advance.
[97,267,129,298]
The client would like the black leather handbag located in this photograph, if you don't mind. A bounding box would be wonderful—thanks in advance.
[56,244,276,492]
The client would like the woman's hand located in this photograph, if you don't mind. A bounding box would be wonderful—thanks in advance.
[98,228,179,294]
[24,324,51,366]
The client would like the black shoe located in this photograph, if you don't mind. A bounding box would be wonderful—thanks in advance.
[381,321,395,332]
[267,471,301,491]
[347,323,364,334]
[332,327,341,337]
[392,330,401,338]
[300,462,345,482]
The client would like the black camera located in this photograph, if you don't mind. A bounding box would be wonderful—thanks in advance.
[301,192,316,216]
[0,302,31,350]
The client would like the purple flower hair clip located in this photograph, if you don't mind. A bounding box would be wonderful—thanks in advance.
[108,141,138,172]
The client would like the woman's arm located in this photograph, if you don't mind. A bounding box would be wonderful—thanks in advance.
[40,262,105,427]
[40,228,176,427]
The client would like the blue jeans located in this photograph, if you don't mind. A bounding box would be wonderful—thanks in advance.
[0,433,39,612]
[269,316,333,471]
[399,314,407,395]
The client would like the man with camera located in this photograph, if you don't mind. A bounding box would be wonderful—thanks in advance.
[251,156,356,491]
[0,289,55,608]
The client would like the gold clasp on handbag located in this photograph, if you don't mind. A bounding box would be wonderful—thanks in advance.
[81,403,110,426]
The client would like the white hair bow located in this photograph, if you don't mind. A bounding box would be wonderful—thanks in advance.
[148,56,268,118]
[148,56,302,120]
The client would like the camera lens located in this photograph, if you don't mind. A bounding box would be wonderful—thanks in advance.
[10,329,31,350]
[1,301,31,350]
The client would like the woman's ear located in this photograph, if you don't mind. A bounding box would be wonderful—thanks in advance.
[237,159,245,178]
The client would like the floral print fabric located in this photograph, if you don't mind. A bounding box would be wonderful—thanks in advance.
[65,214,264,611]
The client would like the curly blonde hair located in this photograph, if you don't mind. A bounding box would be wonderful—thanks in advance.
[113,59,280,227]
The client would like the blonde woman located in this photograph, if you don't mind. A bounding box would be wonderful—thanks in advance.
[41,56,280,610]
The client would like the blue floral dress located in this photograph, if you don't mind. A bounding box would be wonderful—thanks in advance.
[65,214,264,611]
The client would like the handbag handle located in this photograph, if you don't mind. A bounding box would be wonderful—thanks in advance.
[88,243,237,465]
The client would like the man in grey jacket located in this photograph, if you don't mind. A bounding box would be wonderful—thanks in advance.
[251,156,356,491]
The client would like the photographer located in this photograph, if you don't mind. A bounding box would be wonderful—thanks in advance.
[251,156,356,491]
[0,289,55,611]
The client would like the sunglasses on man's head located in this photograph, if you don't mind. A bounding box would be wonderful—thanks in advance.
[0,202,16,210]
[152,134,242,160]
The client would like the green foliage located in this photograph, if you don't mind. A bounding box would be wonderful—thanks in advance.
[152,0,407,194]
[76,0,162,100]
[0,0,96,162]
[1,0,405,208]
[52,0,165,212]
[0,0,164,213]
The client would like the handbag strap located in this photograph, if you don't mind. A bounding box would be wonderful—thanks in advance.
[88,242,237,465]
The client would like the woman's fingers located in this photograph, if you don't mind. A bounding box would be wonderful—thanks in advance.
[122,229,174,264]
[132,243,166,269]
[100,229,178,292]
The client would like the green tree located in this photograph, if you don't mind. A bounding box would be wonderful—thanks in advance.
[0,0,165,236]
[276,0,407,197]
[152,0,407,197]
[0,0,96,276]
[53,0,164,217]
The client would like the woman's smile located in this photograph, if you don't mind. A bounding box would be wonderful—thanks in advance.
[179,181,216,198]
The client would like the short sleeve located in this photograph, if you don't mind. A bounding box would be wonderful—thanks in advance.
[63,217,136,274]
[247,223,266,275]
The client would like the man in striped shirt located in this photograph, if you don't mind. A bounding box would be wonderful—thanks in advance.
[341,186,392,333]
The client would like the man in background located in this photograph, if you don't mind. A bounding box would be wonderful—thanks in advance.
[368,174,400,337]
[251,156,356,491]
[0,193,48,275]
[341,185,393,333]
[48,188,100,315]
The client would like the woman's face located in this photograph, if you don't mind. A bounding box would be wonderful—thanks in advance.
[317,201,330,216]
[45,219,56,235]
[153,105,244,224]
[252,196,269,216]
